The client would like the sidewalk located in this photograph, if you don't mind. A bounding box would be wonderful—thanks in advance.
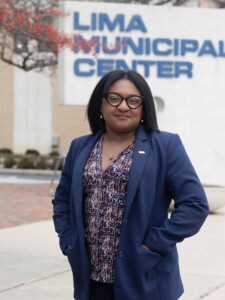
[0,174,225,299]
[0,220,73,300]
[0,174,73,299]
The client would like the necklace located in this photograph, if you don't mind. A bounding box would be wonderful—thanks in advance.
[104,133,135,161]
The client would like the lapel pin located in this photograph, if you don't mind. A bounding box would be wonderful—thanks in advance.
[138,151,145,154]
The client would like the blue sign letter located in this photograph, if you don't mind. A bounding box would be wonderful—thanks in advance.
[126,15,147,32]
[74,59,95,76]
[198,40,218,57]
[181,40,198,56]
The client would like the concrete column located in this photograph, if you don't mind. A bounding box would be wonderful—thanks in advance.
[13,68,52,154]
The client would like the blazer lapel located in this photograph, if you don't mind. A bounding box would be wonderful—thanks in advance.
[71,126,155,229]
[123,126,152,220]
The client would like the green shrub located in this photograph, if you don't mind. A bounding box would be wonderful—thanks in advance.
[17,156,36,169]
[35,157,48,169]
[3,155,15,168]
[44,157,55,170]
[49,150,60,157]
[25,149,40,156]
[0,149,64,170]
[0,148,13,154]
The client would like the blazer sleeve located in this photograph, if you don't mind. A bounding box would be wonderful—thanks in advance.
[144,134,209,256]
[52,139,75,254]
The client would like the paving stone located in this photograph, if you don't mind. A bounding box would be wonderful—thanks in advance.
[0,182,56,228]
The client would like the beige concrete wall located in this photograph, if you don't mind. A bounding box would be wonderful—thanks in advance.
[51,74,90,154]
[0,61,91,155]
[199,0,222,8]
[0,60,14,150]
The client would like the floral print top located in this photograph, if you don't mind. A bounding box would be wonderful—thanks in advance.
[83,134,134,283]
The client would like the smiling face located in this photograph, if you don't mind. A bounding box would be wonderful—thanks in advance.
[101,79,142,135]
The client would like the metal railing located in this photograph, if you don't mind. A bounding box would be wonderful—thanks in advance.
[49,154,66,196]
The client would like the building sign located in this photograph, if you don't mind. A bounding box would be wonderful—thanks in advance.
[73,14,224,79]
[59,2,225,186]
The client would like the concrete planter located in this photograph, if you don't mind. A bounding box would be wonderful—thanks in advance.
[204,186,225,213]
[169,186,225,213]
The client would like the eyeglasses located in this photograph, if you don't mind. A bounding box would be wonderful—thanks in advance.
[104,93,143,109]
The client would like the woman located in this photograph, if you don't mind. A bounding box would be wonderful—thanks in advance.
[52,69,209,300]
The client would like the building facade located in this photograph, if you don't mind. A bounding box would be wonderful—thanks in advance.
[0,0,223,155]
[0,59,89,154]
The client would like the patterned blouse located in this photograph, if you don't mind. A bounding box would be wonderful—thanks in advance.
[83,134,134,283]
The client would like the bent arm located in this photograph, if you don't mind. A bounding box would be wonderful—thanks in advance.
[144,134,209,256]
[52,140,74,254]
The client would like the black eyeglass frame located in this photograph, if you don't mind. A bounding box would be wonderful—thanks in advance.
[103,92,143,109]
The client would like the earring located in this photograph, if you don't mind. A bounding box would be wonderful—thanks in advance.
[100,113,103,119]
[141,119,144,123]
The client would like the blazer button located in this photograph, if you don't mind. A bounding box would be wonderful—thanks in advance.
[118,250,123,258]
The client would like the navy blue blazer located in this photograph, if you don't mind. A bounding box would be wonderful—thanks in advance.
[52,125,209,300]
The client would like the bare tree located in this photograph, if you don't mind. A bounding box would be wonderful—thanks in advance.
[105,0,225,6]
[0,0,73,71]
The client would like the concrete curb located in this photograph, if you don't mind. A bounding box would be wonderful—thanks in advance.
[0,168,61,177]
